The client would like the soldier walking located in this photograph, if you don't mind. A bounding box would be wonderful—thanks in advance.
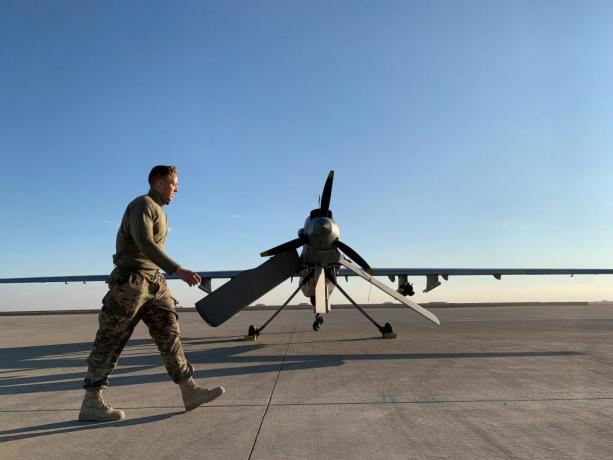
[79,165,224,421]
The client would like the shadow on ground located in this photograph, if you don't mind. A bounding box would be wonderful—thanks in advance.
[0,336,586,395]
[0,411,183,443]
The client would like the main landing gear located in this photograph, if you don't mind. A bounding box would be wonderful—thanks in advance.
[240,272,397,341]
[330,278,397,339]
[242,275,312,341]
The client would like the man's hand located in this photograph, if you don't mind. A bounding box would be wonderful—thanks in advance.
[176,267,202,287]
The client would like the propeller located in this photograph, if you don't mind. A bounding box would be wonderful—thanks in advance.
[339,254,440,325]
[196,250,301,327]
[320,170,334,214]
[260,171,375,275]
[261,171,335,256]
[195,169,441,331]
[260,237,306,257]
[333,240,374,275]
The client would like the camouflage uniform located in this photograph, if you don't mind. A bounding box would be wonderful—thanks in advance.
[83,188,193,389]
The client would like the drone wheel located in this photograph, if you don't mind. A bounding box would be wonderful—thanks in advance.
[313,314,324,331]
[381,322,397,339]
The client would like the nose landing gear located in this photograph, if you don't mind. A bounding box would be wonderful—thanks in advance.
[313,313,324,331]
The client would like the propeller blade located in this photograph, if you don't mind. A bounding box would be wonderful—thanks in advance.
[260,237,306,257]
[338,255,440,325]
[320,170,334,213]
[196,250,301,327]
[334,240,374,275]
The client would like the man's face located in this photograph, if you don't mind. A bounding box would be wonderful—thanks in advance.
[156,173,179,204]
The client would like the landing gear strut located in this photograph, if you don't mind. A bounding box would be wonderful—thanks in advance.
[242,275,312,341]
[330,277,397,339]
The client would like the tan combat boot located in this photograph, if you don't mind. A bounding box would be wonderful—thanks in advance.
[179,377,225,411]
[78,388,125,422]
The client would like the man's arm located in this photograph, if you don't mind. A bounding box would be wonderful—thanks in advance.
[129,201,202,286]
[129,202,181,274]
[175,267,201,286]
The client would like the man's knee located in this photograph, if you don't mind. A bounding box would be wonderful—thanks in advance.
[142,305,180,346]
[154,323,182,354]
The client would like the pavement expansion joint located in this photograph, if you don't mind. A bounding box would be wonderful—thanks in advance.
[265,396,613,407]
[247,323,297,460]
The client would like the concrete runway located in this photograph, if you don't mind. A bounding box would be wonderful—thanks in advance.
[1,304,613,459]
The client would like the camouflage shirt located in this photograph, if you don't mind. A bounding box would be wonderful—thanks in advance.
[112,188,180,274]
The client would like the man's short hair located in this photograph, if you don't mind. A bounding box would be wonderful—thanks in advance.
[148,165,178,185]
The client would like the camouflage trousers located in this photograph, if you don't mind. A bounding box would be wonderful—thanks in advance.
[83,268,193,389]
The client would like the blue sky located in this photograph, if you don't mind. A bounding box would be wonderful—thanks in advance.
[2,0,613,310]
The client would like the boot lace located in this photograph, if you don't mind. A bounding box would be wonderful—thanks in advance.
[95,393,113,411]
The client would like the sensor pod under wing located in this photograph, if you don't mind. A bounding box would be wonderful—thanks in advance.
[196,250,301,327]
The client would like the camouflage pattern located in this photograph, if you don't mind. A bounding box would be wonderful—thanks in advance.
[83,267,193,389]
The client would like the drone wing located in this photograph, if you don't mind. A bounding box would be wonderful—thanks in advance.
[0,271,244,295]
[347,268,613,293]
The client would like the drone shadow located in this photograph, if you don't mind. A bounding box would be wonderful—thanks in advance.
[0,336,586,396]
[0,337,588,443]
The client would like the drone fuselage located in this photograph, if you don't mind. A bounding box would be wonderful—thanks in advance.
[298,214,341,302]
[301,215,340,250]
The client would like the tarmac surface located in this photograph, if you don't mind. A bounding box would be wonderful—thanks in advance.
[1,304,613,459]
